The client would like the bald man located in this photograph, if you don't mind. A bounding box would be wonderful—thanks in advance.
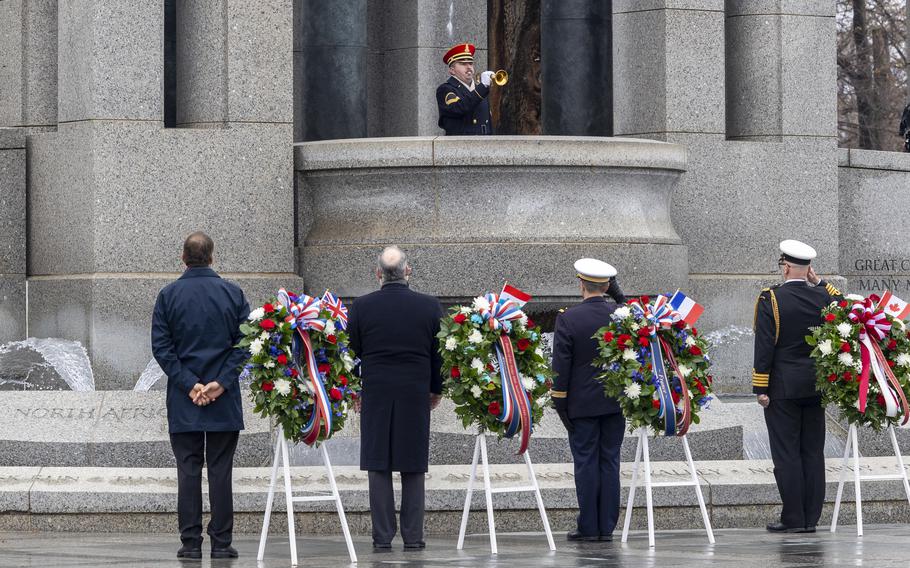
[347,246,444,552]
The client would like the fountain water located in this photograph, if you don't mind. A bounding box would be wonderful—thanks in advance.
[133,359,166,391]
[0,338,94,391]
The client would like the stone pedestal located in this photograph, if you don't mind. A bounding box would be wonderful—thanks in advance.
[540,0,612,136]
[296,136,688,300]
[0,129,26,342]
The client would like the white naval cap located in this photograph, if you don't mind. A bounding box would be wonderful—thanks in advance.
[779,239,817,266]
[574,258,617,283]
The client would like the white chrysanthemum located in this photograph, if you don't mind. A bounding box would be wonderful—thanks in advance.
[677,364,692,378]
[250,338,263,355]
[459,306,472,315]
[445,337,458,351]
[519,313,528,326]
[471,358,485,372]
[472,296,491,313]
[614,306,632,319]
[846,294,865,301]
[622,348,637,361]
[264,360,275,369]
[341,352,354,371]
[624,383,642,399]
[897,353,910,368]
[836,322,853,338]
[685,336,697,347]
[248,307,265,321]
[818,339,833,356]
[630,322,640,332]
[838,352,854,366]
[324,320,336,334]
[521,375,535,391]
[535,347,544,357]
[470,385,483,398]
[259,331,270,341]
[274,379,291,395]
[468,329,484,344]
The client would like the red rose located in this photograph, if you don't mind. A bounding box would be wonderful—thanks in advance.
[261,381,274,392]
[453,313,467,324]
[517,338,531,351]
[488,401,501,415]
[695,379,706,395]
[603,331,614,342]
[259,319,276,331]
[843,371,853,382]
[486,362,495,372]
[824,313,836,322]
[888,339,897,351]
[329,387,342,401]
[827,373,837,382]
[869,294,881,304]
[637,327,650,337]
[689,345,703,356]
[263,303,275,313]
[691,327,698,336]
[839,300,848,308]
[840,342,851,353]
[318,363,331,374]
[290,368,299,377]
[651,399,661,409]
[340,375,348,387]
[674,321,686,330]
[638,337,650,347]
[617,334,632,347]
[888,359,896,368]
[276,353,288,365]
[526,318,536,329]
[326,335,337,344]
[451,366,461,379]
[706,375,713,385]
[640,295,651,304]
[877,394,886,407]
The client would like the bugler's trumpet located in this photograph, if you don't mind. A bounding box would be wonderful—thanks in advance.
[477,69,509,86]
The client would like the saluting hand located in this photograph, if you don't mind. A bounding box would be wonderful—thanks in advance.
[807,267,820,285]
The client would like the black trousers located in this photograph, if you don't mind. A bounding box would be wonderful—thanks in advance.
[567,413,625,537]
[368,470,426,545]
[170,431,239,549]
[764,396,826,528]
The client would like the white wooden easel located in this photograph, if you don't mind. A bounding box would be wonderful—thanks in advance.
[621,428,714,547]
[257,426,357,564]
[831,424,910,536]
[456,433,556,554]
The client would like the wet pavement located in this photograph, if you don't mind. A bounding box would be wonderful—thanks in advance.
[0,525,908,567]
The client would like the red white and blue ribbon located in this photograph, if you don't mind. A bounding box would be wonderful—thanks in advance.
[480,287,534,454]
[848,298,909,424]
[321,290,349,330]
[277,288,333,445]
[632,296,684,436]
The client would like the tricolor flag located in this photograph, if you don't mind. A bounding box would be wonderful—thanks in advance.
[668,290,704,326]
[500,283,531,308]
[878,290,910,320]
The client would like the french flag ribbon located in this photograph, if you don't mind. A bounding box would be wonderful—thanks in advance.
[479,292,524,333]
[633,296,683,436]
[277,289,333,445]
[848,298,909,424]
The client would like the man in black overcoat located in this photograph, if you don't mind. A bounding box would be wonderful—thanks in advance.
[551,258,626,542]
[347,246,444,552]
[151,232,249,560]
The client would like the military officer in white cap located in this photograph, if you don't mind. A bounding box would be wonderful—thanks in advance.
[753,239,842,533]
[551,258,625,542]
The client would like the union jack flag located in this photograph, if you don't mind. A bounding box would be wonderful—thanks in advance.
[321,290,349,330]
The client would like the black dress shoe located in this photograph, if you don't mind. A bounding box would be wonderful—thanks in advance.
[372,543,392,553]
[766,522,805,533]
[566,530,600,542]
[403,541,426,550]
[176,545,202,559]
[210,546,238,559]
[598,534,613,542]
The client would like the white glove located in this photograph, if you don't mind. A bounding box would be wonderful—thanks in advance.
[480,70,495,87]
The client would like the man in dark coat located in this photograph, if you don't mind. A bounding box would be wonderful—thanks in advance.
[753,239,842,533]
[436,42,494,135]
[347,246,444,552]
[551,258,626,542]
[151,231,249,560]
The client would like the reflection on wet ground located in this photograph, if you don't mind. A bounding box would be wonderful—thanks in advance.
[0,524,906,567]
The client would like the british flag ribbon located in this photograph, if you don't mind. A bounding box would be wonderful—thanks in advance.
[848,298,908,424]
[321,290,349,330]
[276,289,333,445]
[632,297,684,436]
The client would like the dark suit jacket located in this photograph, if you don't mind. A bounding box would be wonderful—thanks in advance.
[551,296,621,419]
[753,279,842,399]
[436,77,493,135]
[152,266,249,433]
[348,282,443,472]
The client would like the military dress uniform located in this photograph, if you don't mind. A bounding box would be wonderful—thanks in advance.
[753,240,842,532]
[551,259,626,541]
[436,43,493,135]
